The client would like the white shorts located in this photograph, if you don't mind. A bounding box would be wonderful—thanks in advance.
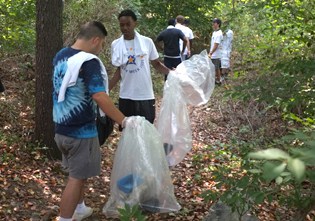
[221,57,230,69]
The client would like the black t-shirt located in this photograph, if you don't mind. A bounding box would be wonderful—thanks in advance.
[156,28,185,56]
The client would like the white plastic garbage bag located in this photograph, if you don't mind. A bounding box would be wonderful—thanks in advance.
[175,50,215,105]
[156,50,215,167]
[103,116,181,218]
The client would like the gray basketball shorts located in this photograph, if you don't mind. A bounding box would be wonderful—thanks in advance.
[54,134,101,179]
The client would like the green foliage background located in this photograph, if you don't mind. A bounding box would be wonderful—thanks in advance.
[0,0,36,54]
[227,0,315,125]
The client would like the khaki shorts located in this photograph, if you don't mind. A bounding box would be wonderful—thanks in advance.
[54,134,101,179]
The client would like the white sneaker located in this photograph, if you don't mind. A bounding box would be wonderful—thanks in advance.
[220,76,225,83]
[72,206,93,221]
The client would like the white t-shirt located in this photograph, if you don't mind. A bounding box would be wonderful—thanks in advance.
[175,23,194,55]
[118,36,159,100]
[210,29,223,59]
[221,29,233,58]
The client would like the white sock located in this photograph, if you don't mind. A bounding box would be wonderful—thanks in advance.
[75,200,87,213]
[58,217,72,221]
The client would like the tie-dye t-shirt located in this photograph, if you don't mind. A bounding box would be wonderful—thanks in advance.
[52,47,106,138]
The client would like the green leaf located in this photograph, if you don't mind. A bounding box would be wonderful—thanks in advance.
[280,171,291,176]
[262,161,287,182]
[237,176,250,188]
[305,140,315,148]
[291,148,315,165]
[248,148,290,160]
[267,194,274,203]
[201,190,219,202]
[118,204,147,221]
[254,192,265,204]
[275,176,283,185]
[248,169,262,174]
[294,132,310,140]
[306,171,315,182]
[287,158,305,182]
[283,176,292,183]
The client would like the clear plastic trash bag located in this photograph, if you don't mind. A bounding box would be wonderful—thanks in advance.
[175,50,215,105]
[103,116,181,218]
[156,50,215,166]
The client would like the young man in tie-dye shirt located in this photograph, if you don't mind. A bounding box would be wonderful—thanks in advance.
[52,21,129,221]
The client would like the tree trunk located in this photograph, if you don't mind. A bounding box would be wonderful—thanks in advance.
[35,0,63,159]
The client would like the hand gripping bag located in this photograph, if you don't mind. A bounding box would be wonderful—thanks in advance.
[156,50,215,166]
[103,116,181,218]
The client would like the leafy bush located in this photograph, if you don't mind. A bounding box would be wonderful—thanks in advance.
[228,0,315,126]
[0,0,36,54]
[63,0,126,62]
[202,130,315,220]
[227,58,315,126]
[200,140,271,219]
[247,129,315,219]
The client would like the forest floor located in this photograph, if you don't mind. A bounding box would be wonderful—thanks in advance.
[0,54,314,221]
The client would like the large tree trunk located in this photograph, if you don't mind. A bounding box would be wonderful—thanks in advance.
[35,0,63,159]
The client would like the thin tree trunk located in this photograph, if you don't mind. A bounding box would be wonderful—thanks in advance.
[35,0,63,159]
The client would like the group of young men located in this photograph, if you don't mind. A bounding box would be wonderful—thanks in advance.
[156,15,194,72]
[156,16,234,86]
[209,18,234,85]
[52,9,232,221]
[53,9,173,221]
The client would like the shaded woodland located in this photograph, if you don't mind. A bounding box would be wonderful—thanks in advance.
[0,0,314,220]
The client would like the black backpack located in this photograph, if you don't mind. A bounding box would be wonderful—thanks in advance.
[96,107,114,146]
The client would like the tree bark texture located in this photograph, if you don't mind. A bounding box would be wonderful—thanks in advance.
[35,0,63,159]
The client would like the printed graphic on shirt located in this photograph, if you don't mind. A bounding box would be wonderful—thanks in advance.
[127,55,136,65]
[122,47,145,74]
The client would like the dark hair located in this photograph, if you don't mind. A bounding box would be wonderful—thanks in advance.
[184,19,190,25]
[118,9,137,21]
[77,21,107,39]
[168,18,175,26]
[212,18,222,27]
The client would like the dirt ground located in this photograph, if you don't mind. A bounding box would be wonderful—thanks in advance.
[0,54,313,221]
